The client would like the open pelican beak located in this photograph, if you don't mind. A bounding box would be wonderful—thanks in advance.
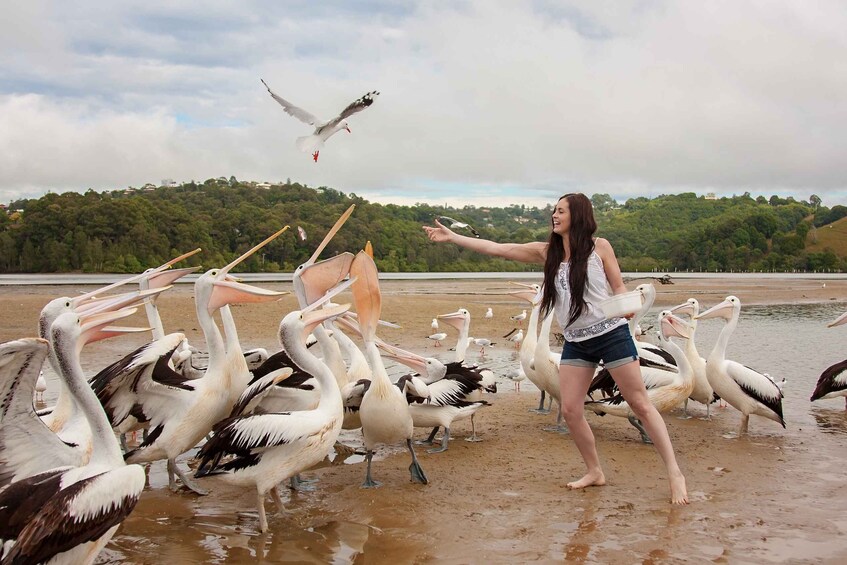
[71,248,202,309]
[660,312,690,339]
[349,250,381,343]
[292,205,355,307]
[207,227,289,314]
[78,307,145,346]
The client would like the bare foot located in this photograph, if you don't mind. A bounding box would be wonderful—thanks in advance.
[567,470,606,489]
[670,472,689,505]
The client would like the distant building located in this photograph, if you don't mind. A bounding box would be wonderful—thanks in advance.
[256,182,272,189]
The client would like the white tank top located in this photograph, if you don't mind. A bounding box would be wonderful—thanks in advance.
[553,250,626,342]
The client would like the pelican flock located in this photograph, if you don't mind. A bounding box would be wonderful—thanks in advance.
[0,204,829,561]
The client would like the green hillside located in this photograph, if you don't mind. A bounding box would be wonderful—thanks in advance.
[1,180,845,273]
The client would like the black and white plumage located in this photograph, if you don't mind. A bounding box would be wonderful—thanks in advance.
[810,310,847,408]
[121,228,289,495]
[349,251,427,488]
[0,310,146,565]
[261,79,379,162]
[695,296,785,435]
[194,294,351,533]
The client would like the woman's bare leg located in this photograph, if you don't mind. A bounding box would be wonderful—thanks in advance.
[559,364,606,489]
[609,360,689,505]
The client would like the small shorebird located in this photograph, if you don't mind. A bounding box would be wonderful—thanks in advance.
[428,332,448,347]
[484,307,493,319]
[511,309,527,327]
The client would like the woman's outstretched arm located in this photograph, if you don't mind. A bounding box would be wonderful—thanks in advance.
[423,219,547,265]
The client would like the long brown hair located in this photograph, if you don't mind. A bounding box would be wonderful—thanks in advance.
[540,193,597,327]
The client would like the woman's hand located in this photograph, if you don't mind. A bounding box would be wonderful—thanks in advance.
[423,218,455,243]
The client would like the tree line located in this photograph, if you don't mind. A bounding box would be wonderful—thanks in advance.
[2,178,845,274]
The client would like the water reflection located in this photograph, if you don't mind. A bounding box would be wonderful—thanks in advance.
[810,408,847,435]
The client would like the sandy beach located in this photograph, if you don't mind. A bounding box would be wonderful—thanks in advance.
[1,275,846,564]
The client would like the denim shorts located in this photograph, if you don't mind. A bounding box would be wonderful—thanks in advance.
[560,324,639,369]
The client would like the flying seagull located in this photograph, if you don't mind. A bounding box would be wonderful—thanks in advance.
[260,78,380,162]
[437,216,480,237]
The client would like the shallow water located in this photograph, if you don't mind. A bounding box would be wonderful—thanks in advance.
[27,300,847,563]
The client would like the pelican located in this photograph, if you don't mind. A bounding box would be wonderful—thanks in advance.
[509,282,552,413]
[0,309,146,564]
[670,298,718,418]
[378,345,489,453]
[194,290,351,533]
[810,310,847,408]
[533,305,566,432]
[510,309,527,327]
[585,312,695,443]
[350,250,427,487]
[121,228,289,494]
[261,79,379,162]
[437,308,472,362]
[695,296,785,436]
[629,284,677,366]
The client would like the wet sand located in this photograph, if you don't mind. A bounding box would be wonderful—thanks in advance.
[2,275,847,564]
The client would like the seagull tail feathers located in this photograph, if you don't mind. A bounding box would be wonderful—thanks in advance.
[296,135,323,153]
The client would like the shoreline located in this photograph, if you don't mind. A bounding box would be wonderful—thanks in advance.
[2,277,847,562]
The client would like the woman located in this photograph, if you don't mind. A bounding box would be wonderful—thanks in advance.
[423,193,688,505]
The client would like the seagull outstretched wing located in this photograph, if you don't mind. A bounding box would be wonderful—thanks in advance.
[260,79,320,126]
[324,91,380,130]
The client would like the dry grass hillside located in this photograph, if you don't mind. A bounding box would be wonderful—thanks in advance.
[807,215,847,256]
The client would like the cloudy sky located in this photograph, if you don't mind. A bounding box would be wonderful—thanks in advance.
[2,1,847,209]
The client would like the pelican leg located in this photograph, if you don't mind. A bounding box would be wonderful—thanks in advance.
[530,390,549,413]
[679,399,692,420]
[257,491,269,533]
[288,474,318,491]
[739,414,749,435]
[542,404,569,433]
[406,439,428,484]
[170,458,209,495]
[270,486,285,514]
[361,450,381,489]
[427,427,450,453]
[415,427,439,446]
[120,434,128,452]
[627,415,653,444]
[464,414,483,442]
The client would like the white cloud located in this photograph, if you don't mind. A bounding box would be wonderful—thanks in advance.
[2,0,847,208]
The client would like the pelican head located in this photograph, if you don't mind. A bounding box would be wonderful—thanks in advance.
[694,295,740,321]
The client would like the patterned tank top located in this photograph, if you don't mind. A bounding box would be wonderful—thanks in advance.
[553,250,626,342]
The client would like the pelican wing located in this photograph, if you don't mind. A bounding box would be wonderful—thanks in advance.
[195,411,338,475]
[260,79,320,126]
[0,465,144,565]
[811,359,847,401]
[229,367,294,418]
[0,339,81,486]
[725,360,784,420]
[89,334,192,427]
